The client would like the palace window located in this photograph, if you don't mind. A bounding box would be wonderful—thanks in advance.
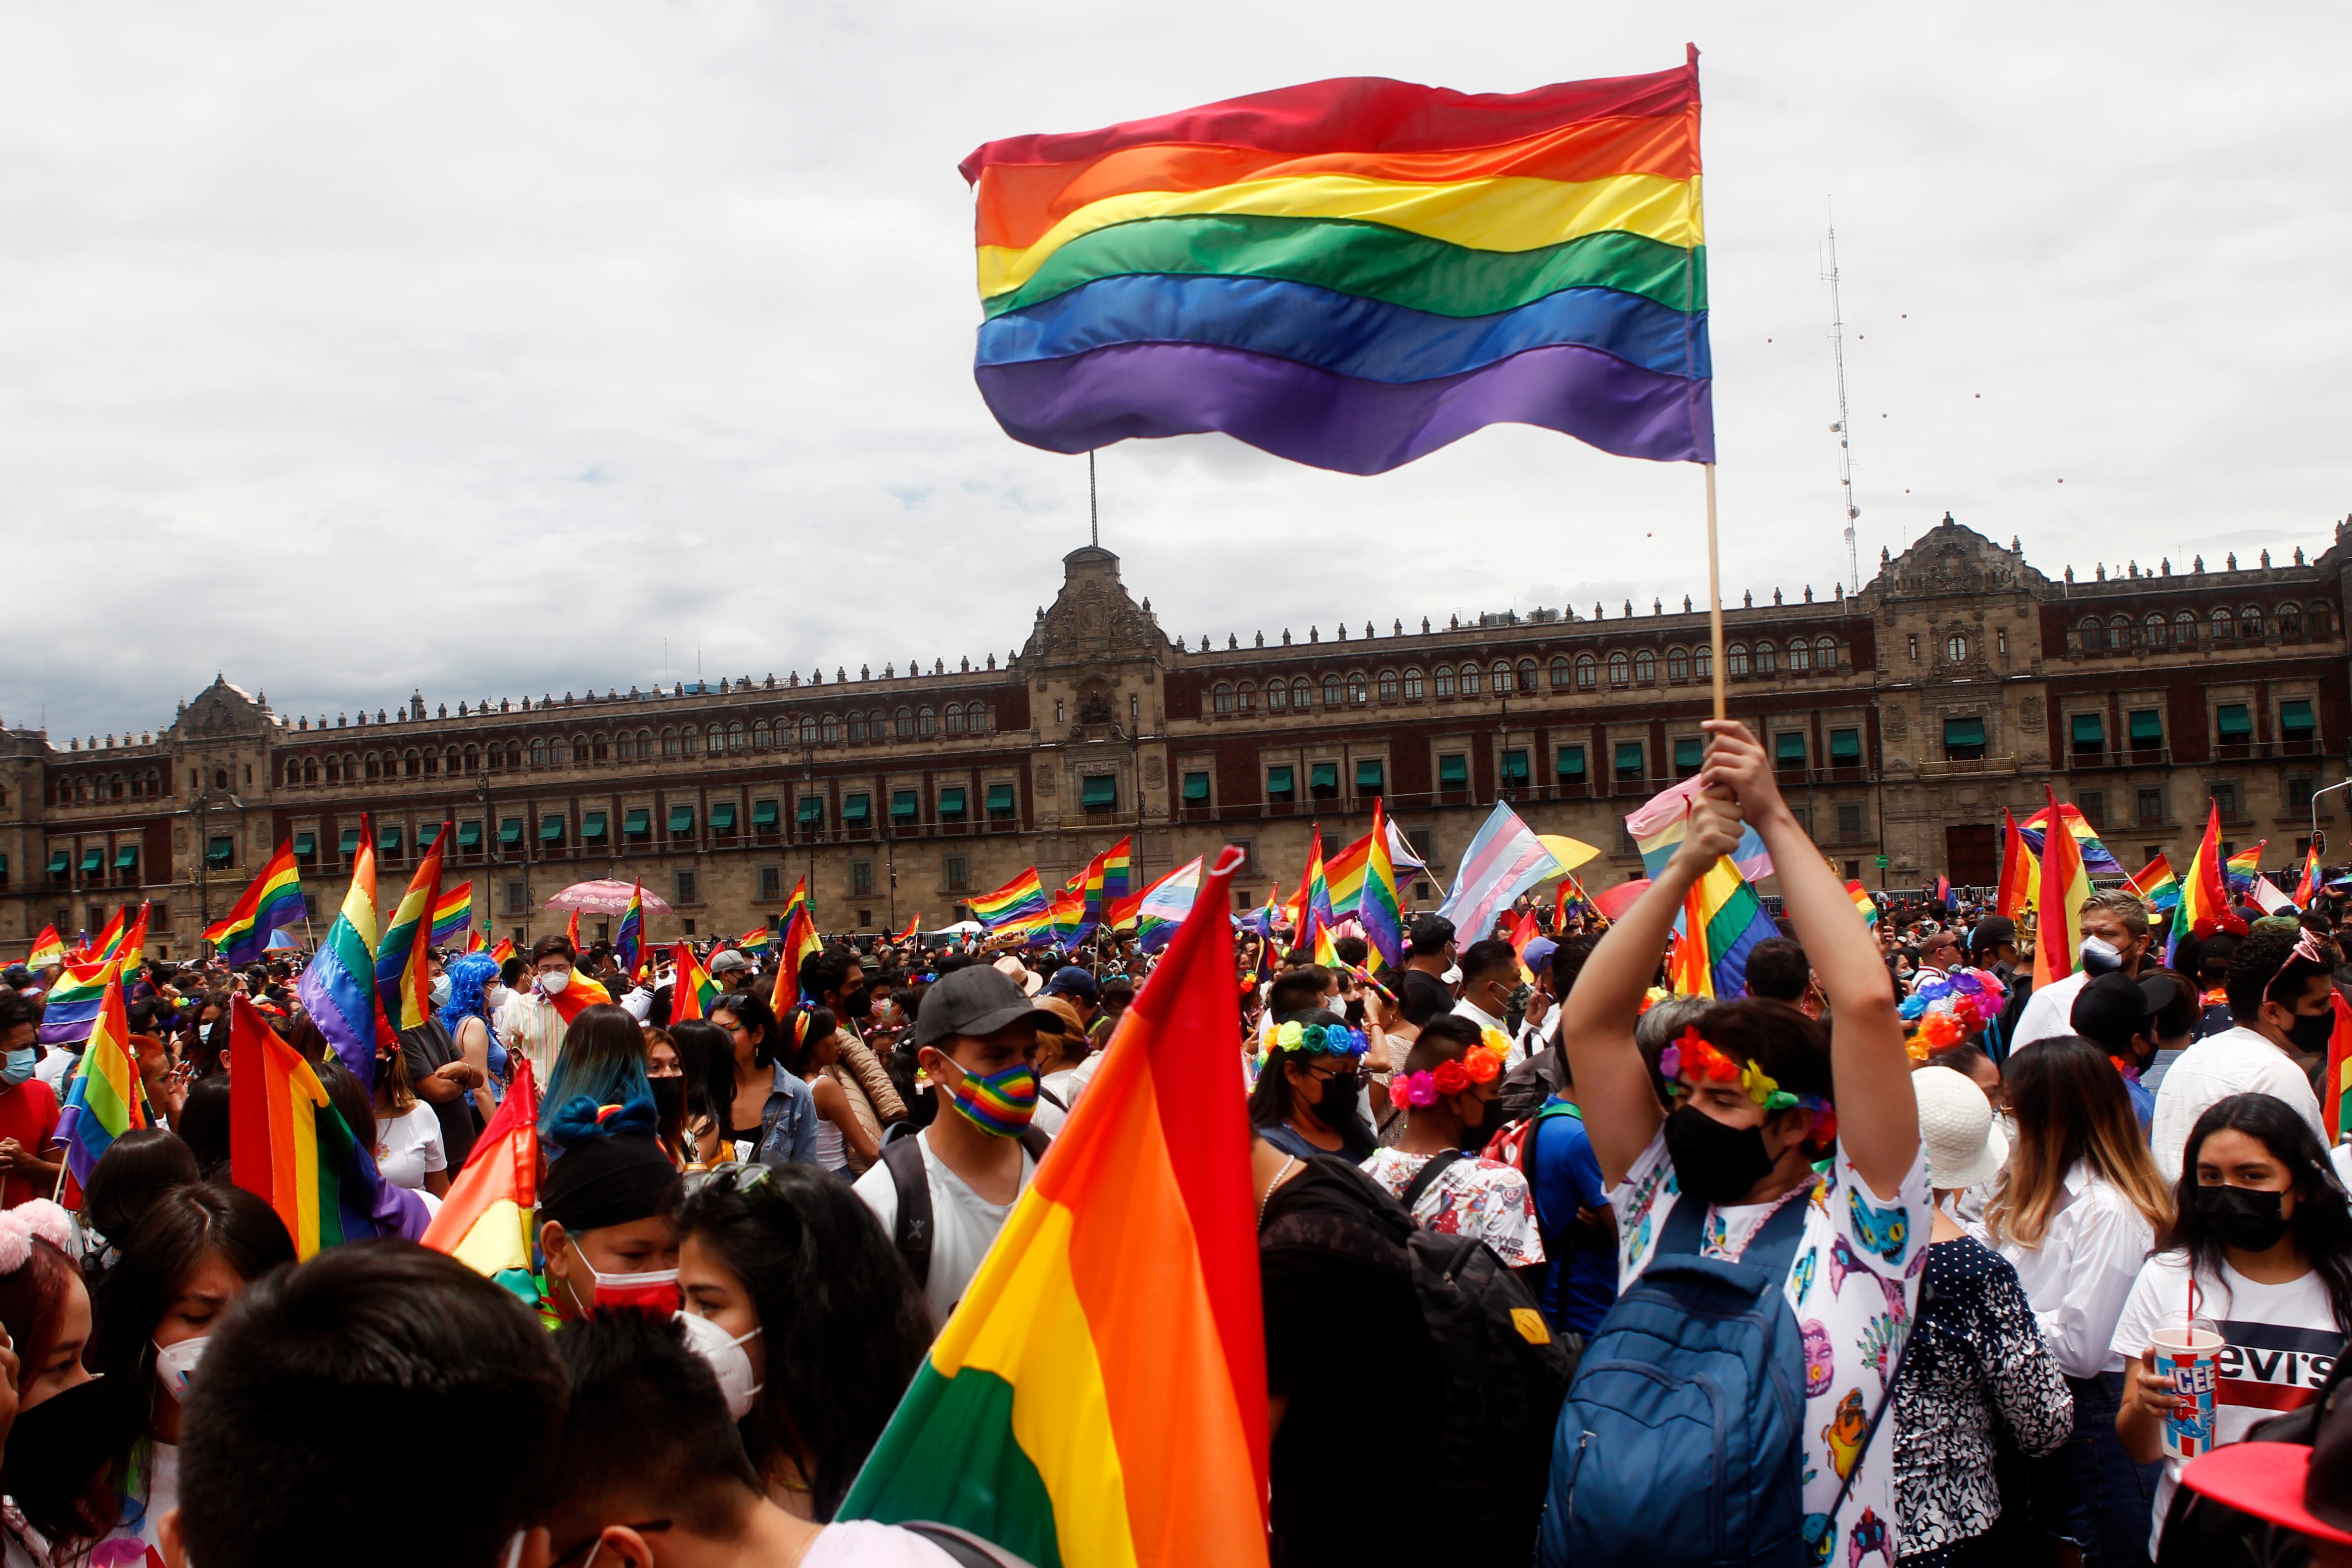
[1403,668,1423,699]
[1634,649,1656,683]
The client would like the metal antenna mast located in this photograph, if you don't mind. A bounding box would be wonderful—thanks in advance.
[1088,450,1099,548]
[1823,220,1862,592]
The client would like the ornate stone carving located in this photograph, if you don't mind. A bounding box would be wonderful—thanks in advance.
[1143,756,1165,787]
[2019,697,2045,732]
[1882,707,1908,741]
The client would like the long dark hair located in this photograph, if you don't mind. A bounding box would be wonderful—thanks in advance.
[667,1019,737,1140]
[782,1006,839,1078]
[674,1165,931,1520]
[1246,1008,1375,1160]
[709,993,780,1069]
[540,1004,653,1139]
[81,1129,201,1259]
[2159,1093,2352,1333]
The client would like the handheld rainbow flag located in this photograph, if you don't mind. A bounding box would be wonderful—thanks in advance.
[776,874,809,923]
[1081,837,1133,927]
[1285,826,1334,947]
[1440,802,1562,944]
[564,908,582,956]
[489,937,516,965]
[36,956,118,1045]
[2125,854,2180,915]
[1360,797,1406,967]
[1626,773,1773,884]
[614,884,646,982]
[737,925,773,953]
[544,967,613,1028]
[1324,820,1428,916]
[891,913,923,944]
[840,845,1268,1562]
[430,882,473,947]
[1311,921,1344,970]
[297,814,388,1088]
[1932,874,1952,908]
[2168,801,2240,963]
[2224,842,2267,892]
[206,843,307,965]
[1995,808,2038,921]
[971,866,1050,930]
[1845,880,1879,928]
[2020,801,2124,877]
[770,900,822,1014]
[85,906,128,965]
[422,1057,541,1302]
[1109,856,1207,953]
[962,57,1710,478]
[54,971,144,1189]
[1666,835,1779,999]
[376,823,451,1035]
[670,942,717,1022]
[1555,871,1605,930]
[2032,787,2091,989]
[112,903,150,992]
[226,994,391,1260]
[2296,844,2324,910]
[27,926,64,969]
[2323,992,2352,1144]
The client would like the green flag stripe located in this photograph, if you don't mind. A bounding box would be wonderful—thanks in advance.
[837,1364,1061,1568]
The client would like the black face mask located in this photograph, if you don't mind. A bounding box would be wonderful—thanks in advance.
[1663,1105,1780,1206]
[649,1076,687,1123]
[1310,1070,1363,1132]
[2285,1008,2335,1056]
[840,987,873,1022]
[2193,1183,2292,1252]
[1456,1093,1494,1152]
[0,1376,123,1525]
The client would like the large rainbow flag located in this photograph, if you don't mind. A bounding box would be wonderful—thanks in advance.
[423,1058,541,1302]
[36,956,118,1045]
[296,816,388,1088]
[2125,854,2180,915]
[615,883,646,982]
[1285,827,1334,947]
[2170,801,2239,962]
[2296,843,2323,910]
[1667,847,1778,999]
[2019,801,2123,878]
[962,58,1710,476]
[841,847,1268,1563]
[2224,841,2267,893]
[771,902,821,1014]
[972,867,1050,930]
[206,843,307,965]
[1360,798,1406,967]
[2323,994,2352,1145]
[670,942,717,1022]
[376,823,451,1035]
[54,971,144,1188]
[430,882,474,947]
[226,995,389,1260]
[2032,788,2091,988]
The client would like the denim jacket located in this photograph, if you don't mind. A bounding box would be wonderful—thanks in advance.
[755,1063,820,1167]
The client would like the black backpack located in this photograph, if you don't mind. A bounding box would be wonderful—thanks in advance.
[882,1126,1052,1289]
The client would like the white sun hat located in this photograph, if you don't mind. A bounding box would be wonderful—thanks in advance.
[1911,1064,2009,1190]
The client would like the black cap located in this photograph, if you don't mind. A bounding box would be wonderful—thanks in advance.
[2070,970,2159,1053]
[913,964,1061,1048]
[1968,915,2017,956]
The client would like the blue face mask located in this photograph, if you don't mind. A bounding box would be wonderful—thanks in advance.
[2,1047,36,1087]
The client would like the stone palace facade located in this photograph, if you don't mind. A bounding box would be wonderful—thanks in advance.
[4,515,2348,956]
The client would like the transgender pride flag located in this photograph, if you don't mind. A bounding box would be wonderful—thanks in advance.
[1438,804,1562,943]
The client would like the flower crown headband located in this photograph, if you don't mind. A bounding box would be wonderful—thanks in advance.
[1898,966,2008,1061]
[1659,1026,1835,1132]
[1263,1019,1368,1063]
[1391,1026,1511,1109]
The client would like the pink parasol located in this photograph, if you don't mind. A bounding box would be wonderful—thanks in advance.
[542,879,672,916]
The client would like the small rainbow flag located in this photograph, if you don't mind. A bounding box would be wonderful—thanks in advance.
[226,994,388,1260]
[2020,801,2123,877]
[36,955,118,1045]
[85,906,128,965]
[2225,841,2267,892]
[2323,992,2352,1144]
[564,908,582,955]
[422,1058,541,1300]
[113,902,150,991]
[296,814,388,1087]
[376,822,451,1035]
[1082,837,1133,926]
[2032,786,2091,988]
[2169,801,2241,963]
[670,942,717,1022]
[972,866,1050,929]
[55,969,144,1188]
[738,925,772,952]
[207,844,307,965]
[614,884,646,983]
[892,912,923,944]
[430,882,473,947]
[2296,843,2323,910]
[770,901,821,1014]
[1996,808,2039,921]
[1285,826,1334,948]
[489,937,516,965]
[1668,845,1779,999]
[1324,821,1427,917]
[2126,854,2180,914]
[1360,797,1405,968]
[1845,880,1879,928]
[27,925,64,969]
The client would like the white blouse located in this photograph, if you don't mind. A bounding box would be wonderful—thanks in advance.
[1995,1161,2156,1378]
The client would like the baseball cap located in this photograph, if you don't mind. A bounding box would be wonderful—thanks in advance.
[1,964,31,988]
[2070,970,2159,1053]
[709,950,751,974]
[1521,937,1557,976]
[2178,1359,2352,1546]
[1045,966,1099,1004]
[913,964,1062,1048]
[1967,916,2016,957]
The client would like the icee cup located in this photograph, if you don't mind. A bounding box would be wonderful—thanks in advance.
[2149,1324,2225,1461]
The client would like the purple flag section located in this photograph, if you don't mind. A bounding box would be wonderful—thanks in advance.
[975,340,1712,476]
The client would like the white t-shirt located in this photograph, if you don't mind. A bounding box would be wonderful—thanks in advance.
[2008,970,2092,1051]
[1612,1131,1932,1562]
[33,1045,78,1097]
[2149,1027,2326,1183]
[802,1520,962,1568]
[853,1133,1035,1327]
[2110,1251,2347,1557]
[373,1102,447,1190]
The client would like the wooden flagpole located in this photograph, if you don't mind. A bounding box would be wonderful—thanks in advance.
[1705,463,1726,720]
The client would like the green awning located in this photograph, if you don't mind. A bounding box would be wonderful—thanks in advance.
[293,832,317,855]
[2217,705,2251,738]
[79,847,102,873]
[1267,766,1295,796]
[939,787,967,815]
[843,793,871,823]
[1776,733,1807,764]
[418,822,441,848]
[47,851,69,875]
[1355,759,1384,789]
[1944,717,1987,748]
[796,798,823,825]
[1502,750,1530,783]
[1829,729,1862,764]
[380,826,403,851]
[1438,755,1467,786]
[667,806,695,834]
[540,814,565,842]
[1555,746,1586,779]
[1309,763,1338,790]
[204,838,233,867]
[499,819,523,845]
[711,802,737,831]
[752,799,780,827]
[890,790,919,821]
[2128,711,2164,745]
[455,822,480,847]
[2070,713,2105,745]
[114,845,139,869]
[624,810,650,836]
[1081,776,1117,808]
[1674,737,1704,772]
[2282,699,2316,735]
[987,784,1016,813]
[340,828,363,853]
[1181,772,1210,802]
[581,812,608,840]
[1613,742,1644,776]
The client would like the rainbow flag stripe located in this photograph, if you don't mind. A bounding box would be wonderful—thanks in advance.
[27,925,64,969]
[670,942,717,1022]
[423,1058,541,1298]
[2296,843,2323,909]
[2126,854,2180,914]
[615,885,646,983]
[56,972,144,1186]
[209,845,307,965]
[2020,802,2123,877]
[1285,826,1334,946]
[841,848,1268,1564]
[2225,842,2267,891]
[771,903,821,1014]
[297,817,387,1087]
[2033,787,2092,987]
[37,955,117,1045]
[1845,880,1879,927]
[227,995,381,1259]
[1670,853,1778,999]
[738,925,772,951]
[972,867,1050,929]
[430,883,473,946]
[375,823,449,1036]
[964,60,1710,475]
[2169,802,2237,962]
[1360,798,1405,967]
[1082,837,1133,925]
[1996,808,2039,921]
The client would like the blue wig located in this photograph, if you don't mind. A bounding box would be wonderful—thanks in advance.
[438,951,502,1037]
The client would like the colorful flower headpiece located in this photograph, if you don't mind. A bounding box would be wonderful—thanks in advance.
[1268,1019,1368,1060]
[1899,965,2008,1060]
[1659,1025,1834,1129]
[1391,1028,1510,1109]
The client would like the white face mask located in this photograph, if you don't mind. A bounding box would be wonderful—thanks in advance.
[430,975,453,1007]
[539,969,572,995]
[154,1335,208,1399]
[676,1309,764,1421]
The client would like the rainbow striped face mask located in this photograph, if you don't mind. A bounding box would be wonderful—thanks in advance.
[943,1057,1039,1138]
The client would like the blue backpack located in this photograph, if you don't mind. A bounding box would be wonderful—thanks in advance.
[1536,1190,1812,1568]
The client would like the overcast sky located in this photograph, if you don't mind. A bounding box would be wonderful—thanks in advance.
[5,2,2348,742]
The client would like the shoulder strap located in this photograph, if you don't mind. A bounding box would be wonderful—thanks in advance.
[1652,1177,1814,1280]
[900,1521,1037,1568]
[881,1136,933,1288]
[1035,1083,1067,1111]
[1398,1149,1468,1211]
[1018,1123,1053,1161]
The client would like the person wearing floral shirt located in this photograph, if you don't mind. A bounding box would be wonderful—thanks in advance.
[1360,1014,1545,1269]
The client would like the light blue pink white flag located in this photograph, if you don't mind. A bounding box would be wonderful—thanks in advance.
[1437,803,1562,943]
[1623,774,1774,884]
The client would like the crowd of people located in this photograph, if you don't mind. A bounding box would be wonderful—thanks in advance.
[0,717,2346,1566]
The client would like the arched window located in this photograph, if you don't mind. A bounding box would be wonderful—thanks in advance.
[1634,649,1657,683]
[283,761,301,787]
[2279,602,2303,639]
[584,732,604,761]
[820,714,839,743]
[544,737,565,766]
[721,721,742,752]
[944,705,965,735]
[1815,637,1837,668]
[2106,615,2129,651]
[1757,642,1781,674]
[1727,643,1750,677]
[1788,640,1813,673]
[1607,652,1630,687]
[303,758,318,785]
[752,720,771,749]
[892,709,913,739]
[1460,664,1482,696]
[2240,606,2264,641]
[1432,666,1454,698]
[1291,678,1311,709]
[404,749,423,778]
[1516,660,1538,693]
[463,746,480,772]
[530,738,548,766]
[1348,673,1368,705]
[1378,670,1399,702]
[2077,616,2101,650]
[1576,654,1597,691]
[1213,683,1234,714]
[1945,633,1966,663]
[869,710,886,739]
[1404,668,1424,700]
[1323,674,1343,706]
[1267,681,1289,713]
[1238,683,1256,713]
[675,727,697,757]
[1493,661,1513,693]
[1667,646,1690,682]
[917,708,937,737]
[1549,656,1571,690]
[2212,608,2236,641]
[1693,644,1712,680]
[2175,611,2198,644]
